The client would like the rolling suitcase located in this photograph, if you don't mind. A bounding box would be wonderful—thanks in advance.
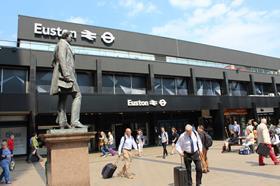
[101,163,117,179]
[174,157,188,186]
[101,157,120,179]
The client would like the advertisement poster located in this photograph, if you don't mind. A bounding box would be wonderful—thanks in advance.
[0,127,27,155]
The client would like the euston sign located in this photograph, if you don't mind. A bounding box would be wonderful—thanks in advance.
[34,23,115,44]
[127,99,167,107]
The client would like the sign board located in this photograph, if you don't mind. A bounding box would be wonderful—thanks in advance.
[0,127,27,155]
[256,107,274,114]
[33,23,115,44]
[127,99,167,107]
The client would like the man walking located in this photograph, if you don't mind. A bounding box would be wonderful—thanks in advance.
[118,128,138,179]
[257,118,280,166]
[27,133,43,163]
[176,124,203,186]
[197,125,210,173]
[160,127,169,159]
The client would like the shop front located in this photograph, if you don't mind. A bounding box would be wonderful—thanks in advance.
[224,108,249,136]
[0,114,28,155]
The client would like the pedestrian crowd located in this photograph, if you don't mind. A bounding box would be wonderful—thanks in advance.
[222,118,280,165]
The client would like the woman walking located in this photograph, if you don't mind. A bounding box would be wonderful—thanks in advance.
[136,129,145,157]
[170,127,179,155]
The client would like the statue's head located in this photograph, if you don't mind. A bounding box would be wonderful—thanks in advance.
[61,31,73,43]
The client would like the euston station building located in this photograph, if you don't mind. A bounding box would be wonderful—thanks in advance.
[1,15,280,154]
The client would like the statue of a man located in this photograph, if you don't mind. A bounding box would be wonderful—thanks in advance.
[50,31,87,129]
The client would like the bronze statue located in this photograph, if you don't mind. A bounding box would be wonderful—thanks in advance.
[50,31,87,129]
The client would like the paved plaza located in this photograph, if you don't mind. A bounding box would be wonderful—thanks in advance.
[9,141,280,186]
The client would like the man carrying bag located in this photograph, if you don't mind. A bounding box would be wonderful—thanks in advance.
[256,118,280,166]
[176,124,203,186]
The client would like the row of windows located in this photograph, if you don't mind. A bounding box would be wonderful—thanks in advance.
[0,67,277,96]
[18,41,279,76]
[19,41,155,61]
[166,57,279,76]
[37,70,95,94]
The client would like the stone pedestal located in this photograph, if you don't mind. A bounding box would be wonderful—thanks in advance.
[41,130,95,186]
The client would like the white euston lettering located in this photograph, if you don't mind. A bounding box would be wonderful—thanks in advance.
[33,23,77,38]
[34,23,42,34]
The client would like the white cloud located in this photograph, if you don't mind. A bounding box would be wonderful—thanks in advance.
[66,16,91,24]
[152,2,280,57]
[231,0,244,7]
[119,0,158,16]
[169,0,212,9]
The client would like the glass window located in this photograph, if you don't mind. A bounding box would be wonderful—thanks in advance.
[36,70,52,93]
[197,79,221,96]
[20,41,155,61]
[115,75,131,94]
[154,78,162,95]
[1,68,27,94]
[162,78,176,95]
[132,76,146,94]
[229,81,248,96]
[102,74,114,94]
[176,78,188,95]
[76,71,95,94]
[255,83,273,95]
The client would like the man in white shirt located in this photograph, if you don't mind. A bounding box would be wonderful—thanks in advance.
[257,118,279,166]
[117,128,138,179]
[233,121,241,136]
[176,124,203,186]
[160,127,169,159]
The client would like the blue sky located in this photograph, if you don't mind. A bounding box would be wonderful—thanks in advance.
[1,0,280,57]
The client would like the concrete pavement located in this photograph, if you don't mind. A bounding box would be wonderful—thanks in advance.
[8,141,280,186]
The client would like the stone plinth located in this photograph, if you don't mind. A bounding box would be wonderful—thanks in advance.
[41,131,95,186]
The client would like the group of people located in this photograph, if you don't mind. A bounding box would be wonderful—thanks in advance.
[115,124,212,186]
[98,129,145,158]
[222,118,280,166]
[0,134,14,184]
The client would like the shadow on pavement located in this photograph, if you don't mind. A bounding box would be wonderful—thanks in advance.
[135,156,280,181]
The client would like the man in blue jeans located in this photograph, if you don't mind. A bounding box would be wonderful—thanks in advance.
[0,141,12,184]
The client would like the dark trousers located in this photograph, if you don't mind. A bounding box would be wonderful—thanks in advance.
[184,151,202,186]
[162,142,168,157]
[27,148,42,162]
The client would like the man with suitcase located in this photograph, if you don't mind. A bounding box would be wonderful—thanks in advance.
[176,124,203,186]
[117,128,138,179]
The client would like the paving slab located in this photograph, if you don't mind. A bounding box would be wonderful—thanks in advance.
[9,141,280,186]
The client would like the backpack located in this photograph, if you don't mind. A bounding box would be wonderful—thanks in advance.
[204,132,213,148]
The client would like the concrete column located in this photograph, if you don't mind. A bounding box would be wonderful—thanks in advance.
[272,76,278,96]
[249,74,256,95]
[190,68,197,95]
[212,102,225,140]
[29,54,37,135]
[148,64,155,94]
[222,71,230,96]
[96,59,102,94]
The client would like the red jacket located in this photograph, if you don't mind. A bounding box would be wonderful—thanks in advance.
[7,138,14,151]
